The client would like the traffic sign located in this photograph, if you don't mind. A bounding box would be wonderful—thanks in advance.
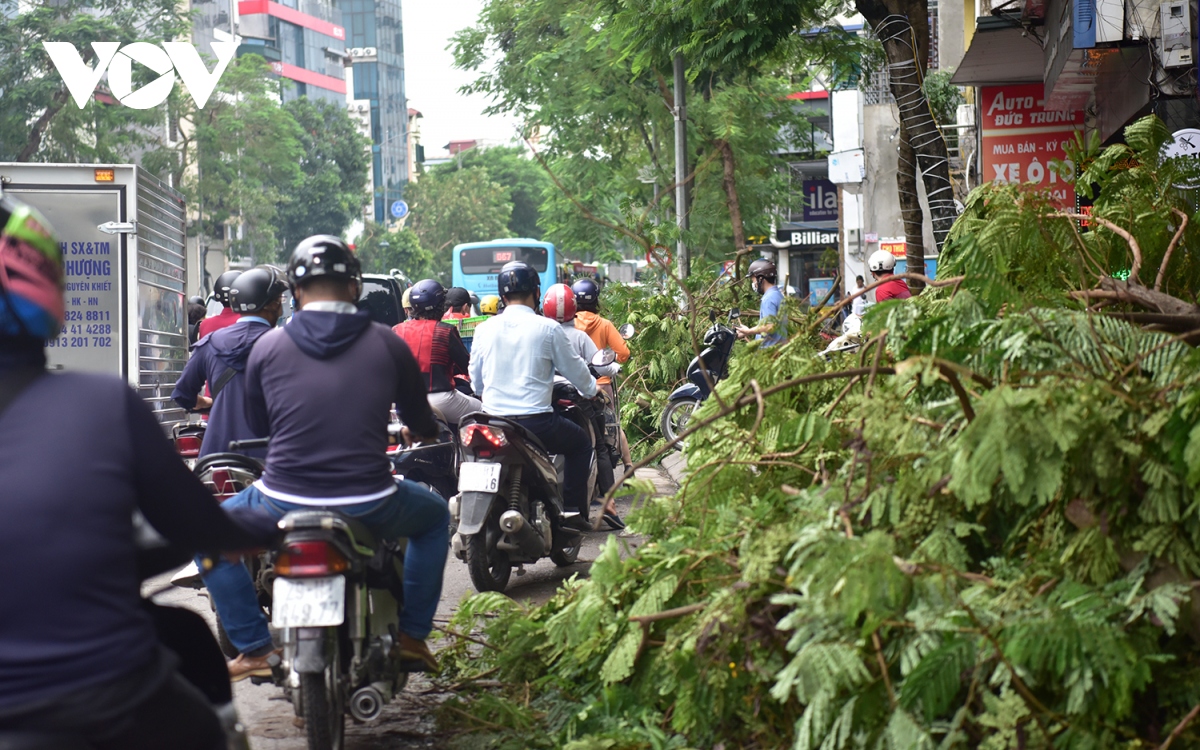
[390,200,409,219]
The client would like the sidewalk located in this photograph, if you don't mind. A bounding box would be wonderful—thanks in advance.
[660,451,687,486]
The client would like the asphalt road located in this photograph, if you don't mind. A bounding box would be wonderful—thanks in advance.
[149,465,676,750]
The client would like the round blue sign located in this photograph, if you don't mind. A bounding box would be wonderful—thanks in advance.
[390,200,409,219]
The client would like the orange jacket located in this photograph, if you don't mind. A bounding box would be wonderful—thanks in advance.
[575,311,629,385]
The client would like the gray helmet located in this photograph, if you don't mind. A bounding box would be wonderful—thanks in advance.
[748,258,776,282]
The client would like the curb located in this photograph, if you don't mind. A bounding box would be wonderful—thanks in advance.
[660,451,688,486]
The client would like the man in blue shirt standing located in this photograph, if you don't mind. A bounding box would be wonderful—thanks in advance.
[470,262,598,529]
[737,258,785,347]
[172,265,288,458]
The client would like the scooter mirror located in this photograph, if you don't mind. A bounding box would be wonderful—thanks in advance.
[708,309,717,322]
[729,308,741,319]
[618,323,635,339]
[592,348,617,367]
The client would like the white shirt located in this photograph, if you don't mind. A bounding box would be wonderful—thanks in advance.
[470,305,597,416]
[851,287,867,316]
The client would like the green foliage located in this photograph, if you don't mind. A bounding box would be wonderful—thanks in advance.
[353,222,433,280]
[429,146,551,240]
[438,116,1200,750]
[405,166,512,276]
[922,70,963,130]
[274,98,371,254]
[0,0,189,162]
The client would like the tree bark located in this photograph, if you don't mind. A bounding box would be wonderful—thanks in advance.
[897,123,926,288]
[856,0,956,259]
[716,139,748,260]
[18,89,70,162]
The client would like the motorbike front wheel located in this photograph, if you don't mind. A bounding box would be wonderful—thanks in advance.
[660,398,701,445]
[301,649,344,750]
[465,532,512,592]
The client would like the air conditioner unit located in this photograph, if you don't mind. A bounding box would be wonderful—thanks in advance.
[350,47,364,57]
[357,104,369,113]
[1161,2,1194,67]
[363,47,377,57]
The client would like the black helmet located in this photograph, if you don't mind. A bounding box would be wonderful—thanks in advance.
[497,261,539,297]
[748,258,777,282]
[409,278,446,315]
[188,295,205,306]
[287,235,361,290]
[213,270,241,306]
[571,278,600,311]
[229,265,288,314]
[445,286,471,308]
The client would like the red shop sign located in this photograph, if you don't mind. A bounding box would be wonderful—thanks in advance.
[980,83,1084,207]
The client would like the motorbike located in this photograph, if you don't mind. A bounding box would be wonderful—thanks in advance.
[449,349,618,592]
[172,419,207,469]
[819,313,863,359]
[659,309,740,444]
[597,324,636,481]
[388,412,459,503]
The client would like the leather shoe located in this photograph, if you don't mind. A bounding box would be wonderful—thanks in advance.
[561,514,592,532]
[228,649,279,682]
[395,633,438,673]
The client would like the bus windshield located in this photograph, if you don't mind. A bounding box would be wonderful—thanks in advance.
[460,246,548,274]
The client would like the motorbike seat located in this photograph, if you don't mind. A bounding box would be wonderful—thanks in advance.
[278,510,377,558]
[193,452,264,475]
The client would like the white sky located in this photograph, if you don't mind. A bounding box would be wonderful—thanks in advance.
[402,0,520,159]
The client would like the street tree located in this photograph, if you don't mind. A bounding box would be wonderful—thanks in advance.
[275,98,372,252]
[184,55,303,265]
[353,222,434,280]
[404,166,512,273]
[0,0,189,162]
[429,145,550,240]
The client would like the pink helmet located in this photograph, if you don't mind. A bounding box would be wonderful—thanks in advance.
[541,283,576,323]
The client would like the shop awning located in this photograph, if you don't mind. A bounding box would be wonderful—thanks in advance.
[951,19,1046,86]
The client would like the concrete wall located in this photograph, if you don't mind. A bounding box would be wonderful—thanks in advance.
[939,0,968,72]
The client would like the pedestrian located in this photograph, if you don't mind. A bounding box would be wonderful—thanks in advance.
[851,275,867,317]
[736,258,785,347]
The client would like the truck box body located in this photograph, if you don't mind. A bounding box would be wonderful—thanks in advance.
[0,163,189,425]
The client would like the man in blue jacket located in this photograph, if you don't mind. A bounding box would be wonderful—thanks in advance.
[200,236,448,681]
[172,266,288,458]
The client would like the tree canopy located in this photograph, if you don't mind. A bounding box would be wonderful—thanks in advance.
[428,146,550,240]
[353,222,434,280]
[405,166,512,273]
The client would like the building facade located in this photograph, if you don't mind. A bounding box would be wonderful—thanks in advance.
[230,0,349,105]
[337,0,408,223]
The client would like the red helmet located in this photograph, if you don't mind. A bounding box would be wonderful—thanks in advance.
[541,283,576,323]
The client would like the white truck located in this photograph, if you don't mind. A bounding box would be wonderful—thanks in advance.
[0,163,190,425]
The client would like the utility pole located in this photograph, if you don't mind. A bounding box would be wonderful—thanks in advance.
[673,54,690,279]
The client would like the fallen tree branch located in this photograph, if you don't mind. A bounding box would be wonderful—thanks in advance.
[1159,702,1200,750]
[628,602,707,624]
[1156,208,1189,292]
[1052,212,1144,283]
[605,366,897,503]
[813,274,966,329]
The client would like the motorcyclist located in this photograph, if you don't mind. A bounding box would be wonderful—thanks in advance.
[402,286,414,318]
[200,235,450,680]
[479,294,502,316]
[171,265,288,459]
[543,284,624,530]
[470,261,597,529]
[442,287,472,320]
[0,196,276,750]
[196,270,241,339]
[187,295,207,345]
[736,258,784,347]
[571,278,633,473]
[868,250,912,301]
[392,278,482,426]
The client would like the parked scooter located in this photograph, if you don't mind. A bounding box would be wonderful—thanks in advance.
[450,349,617,592]
[819,313,863,358]
[659,309,740,444]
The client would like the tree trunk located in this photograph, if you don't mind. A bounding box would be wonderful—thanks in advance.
[716,139,748,263]
[18,89,70,161]
[856,0,956,259]
[897,124,926,288]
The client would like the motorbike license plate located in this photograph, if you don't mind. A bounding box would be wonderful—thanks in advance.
[458,461,502,493]
[271,576,345,628]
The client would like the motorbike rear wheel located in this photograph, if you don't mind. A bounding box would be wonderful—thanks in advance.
[660,398,700,445]
[466,532,512,591]
[300,648,344,750]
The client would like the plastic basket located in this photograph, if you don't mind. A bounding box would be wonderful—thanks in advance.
[450,315,488,337]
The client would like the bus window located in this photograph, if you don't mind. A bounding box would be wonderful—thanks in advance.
[460,246,549,274]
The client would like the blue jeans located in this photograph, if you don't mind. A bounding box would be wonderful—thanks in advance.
[198,481,450,655]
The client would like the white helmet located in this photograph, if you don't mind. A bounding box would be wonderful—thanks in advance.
[868,249,896,273]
